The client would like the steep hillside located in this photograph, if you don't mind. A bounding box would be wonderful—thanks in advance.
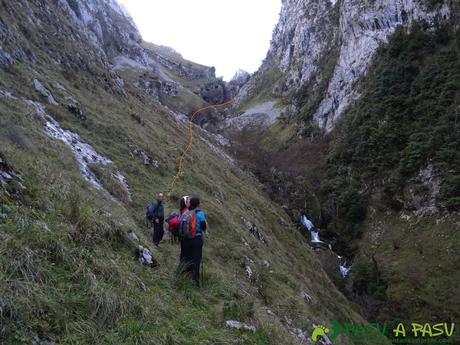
[320,24,460,322]
[0,1,362,344]
[222,0,460,328]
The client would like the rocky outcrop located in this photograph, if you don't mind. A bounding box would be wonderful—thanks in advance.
[198,80,228,104]
[152,50,216,80]
[0,155,26,200]
[225,101,284,130]
[225,320,256,332]
[128,146,159,167]
[60,0,144,63]
[315,0,450,132]
[239,0,452,133]
[24,98,131,203]
[135,78,179,101]
[226,69,250,99]
[404,164,441,217]
[243,218,268,245]
[33,79,58,105]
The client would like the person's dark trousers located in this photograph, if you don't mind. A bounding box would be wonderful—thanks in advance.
[176,238,192,275]
[190,236,203,287]
[152,221,164,245]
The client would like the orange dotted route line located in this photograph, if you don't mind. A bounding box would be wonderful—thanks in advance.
[170,98,236,189]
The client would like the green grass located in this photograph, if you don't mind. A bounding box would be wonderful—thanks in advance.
[0,49,360,345]
[353,208,460,323]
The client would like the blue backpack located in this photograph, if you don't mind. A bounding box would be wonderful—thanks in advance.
[146,202,159,222]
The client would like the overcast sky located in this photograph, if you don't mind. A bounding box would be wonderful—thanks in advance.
[117,0,281,81]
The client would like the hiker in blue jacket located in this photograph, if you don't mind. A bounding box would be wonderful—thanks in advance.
[176,196,207,287]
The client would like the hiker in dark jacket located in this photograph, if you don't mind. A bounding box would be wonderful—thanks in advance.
[149,193,165,246]
[176,196,207,288]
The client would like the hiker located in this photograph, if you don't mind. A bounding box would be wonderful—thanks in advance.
[176,196,207,287]
[166,196,189,244]
[146,193,165,246]
[166,211,180,244]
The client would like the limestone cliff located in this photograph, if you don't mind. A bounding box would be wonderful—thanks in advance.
[237,0,452,132]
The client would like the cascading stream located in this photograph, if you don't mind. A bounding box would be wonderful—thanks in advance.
[301,215,351,278]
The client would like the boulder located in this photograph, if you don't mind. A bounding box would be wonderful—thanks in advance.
[299,290,313,303]
[130,147,159,167]
[138,245,156,267]
[242,218,267,244]
[65,96,85,120]
[128,231,140,241]
[245,266,253,279]
[33,79,58,105]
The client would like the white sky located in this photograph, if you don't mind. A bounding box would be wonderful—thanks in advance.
[117,0,281,81]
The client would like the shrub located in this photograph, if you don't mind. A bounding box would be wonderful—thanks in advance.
[222,300,255,321]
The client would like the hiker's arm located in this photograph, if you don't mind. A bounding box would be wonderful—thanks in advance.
[153,202,160,223]
[199,212,208,235]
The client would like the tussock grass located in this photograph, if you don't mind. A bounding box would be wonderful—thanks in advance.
[0,34,361,345]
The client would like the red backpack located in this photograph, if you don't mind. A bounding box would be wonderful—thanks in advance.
[166,212,180,233]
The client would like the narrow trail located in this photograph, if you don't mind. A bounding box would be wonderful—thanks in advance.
[170,98,235,189]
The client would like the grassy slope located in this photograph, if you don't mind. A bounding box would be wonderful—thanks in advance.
[356,207,460,322]
[0,20,362,345]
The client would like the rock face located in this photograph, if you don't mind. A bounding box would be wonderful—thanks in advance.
[225,101,284,130]
[199,81,228,104]
[0,155,26,200]
[226,69,250,99]
[33,79,58,105]
[60,0,144,63]
[225,320,256,332]
[239,0,451,132]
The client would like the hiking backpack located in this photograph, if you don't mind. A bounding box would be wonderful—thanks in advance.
[146,202,158,222]
[166,212,180,233]
[179,210,197,239]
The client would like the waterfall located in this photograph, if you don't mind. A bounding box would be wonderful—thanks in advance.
[301,215,314,230]
[310,230,322,243]
[301,214,352,278]
[339,264,351,278]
